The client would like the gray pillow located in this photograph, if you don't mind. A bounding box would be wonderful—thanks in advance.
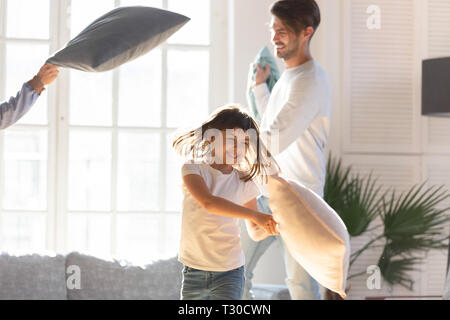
[47,6,190,72]
[65,252,183,300]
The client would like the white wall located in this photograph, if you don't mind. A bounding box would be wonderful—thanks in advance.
[228,0,283,105]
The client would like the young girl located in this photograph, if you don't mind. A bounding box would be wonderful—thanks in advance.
[172,105,281,300]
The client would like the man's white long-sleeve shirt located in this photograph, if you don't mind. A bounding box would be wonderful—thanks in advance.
[253,59,331,197]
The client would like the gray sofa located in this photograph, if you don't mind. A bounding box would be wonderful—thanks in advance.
[0,252,289,300]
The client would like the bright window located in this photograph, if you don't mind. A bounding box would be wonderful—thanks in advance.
[0,0,223,265]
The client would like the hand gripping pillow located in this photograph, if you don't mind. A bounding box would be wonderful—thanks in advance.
[246,46,280,124]
[267,175,350,298]
[47,6,190,72]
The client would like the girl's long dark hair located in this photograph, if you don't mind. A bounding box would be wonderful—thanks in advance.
[172,104,281,184]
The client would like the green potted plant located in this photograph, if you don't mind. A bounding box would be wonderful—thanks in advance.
[323,155,450,300]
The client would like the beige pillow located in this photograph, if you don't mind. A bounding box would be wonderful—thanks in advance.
[267,175,350,298]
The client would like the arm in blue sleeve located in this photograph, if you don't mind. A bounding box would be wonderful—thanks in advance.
[0,82,39,130]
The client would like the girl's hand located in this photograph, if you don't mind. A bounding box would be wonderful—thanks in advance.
[252,212,279,236]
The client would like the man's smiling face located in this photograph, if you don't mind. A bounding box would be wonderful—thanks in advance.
[270,16,300,60]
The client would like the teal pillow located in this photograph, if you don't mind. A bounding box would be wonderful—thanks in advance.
[246,46,280,124]
[47,6,190,72]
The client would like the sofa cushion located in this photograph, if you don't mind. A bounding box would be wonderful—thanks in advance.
[267,175,351,299]
[65,252,183,299]
[0,252,67,300]
[47,6,190,72]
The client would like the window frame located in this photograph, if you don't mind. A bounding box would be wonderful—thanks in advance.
[0,0,229,261]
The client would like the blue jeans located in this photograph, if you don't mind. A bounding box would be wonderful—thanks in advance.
[242,195,322,300]
[181,265,245,300]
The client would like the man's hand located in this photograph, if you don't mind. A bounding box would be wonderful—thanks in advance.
[253,63,271,87]
[37,63,59,86]
[252,212,279,236]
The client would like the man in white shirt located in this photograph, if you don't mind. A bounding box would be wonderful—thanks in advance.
[242,0,332,300]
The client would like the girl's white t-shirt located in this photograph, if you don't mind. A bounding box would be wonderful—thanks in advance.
[179,162,261,271]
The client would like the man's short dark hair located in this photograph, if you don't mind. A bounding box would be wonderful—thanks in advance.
[270,0,321,39]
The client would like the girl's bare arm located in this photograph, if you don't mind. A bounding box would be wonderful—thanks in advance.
[182,174,277,235]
